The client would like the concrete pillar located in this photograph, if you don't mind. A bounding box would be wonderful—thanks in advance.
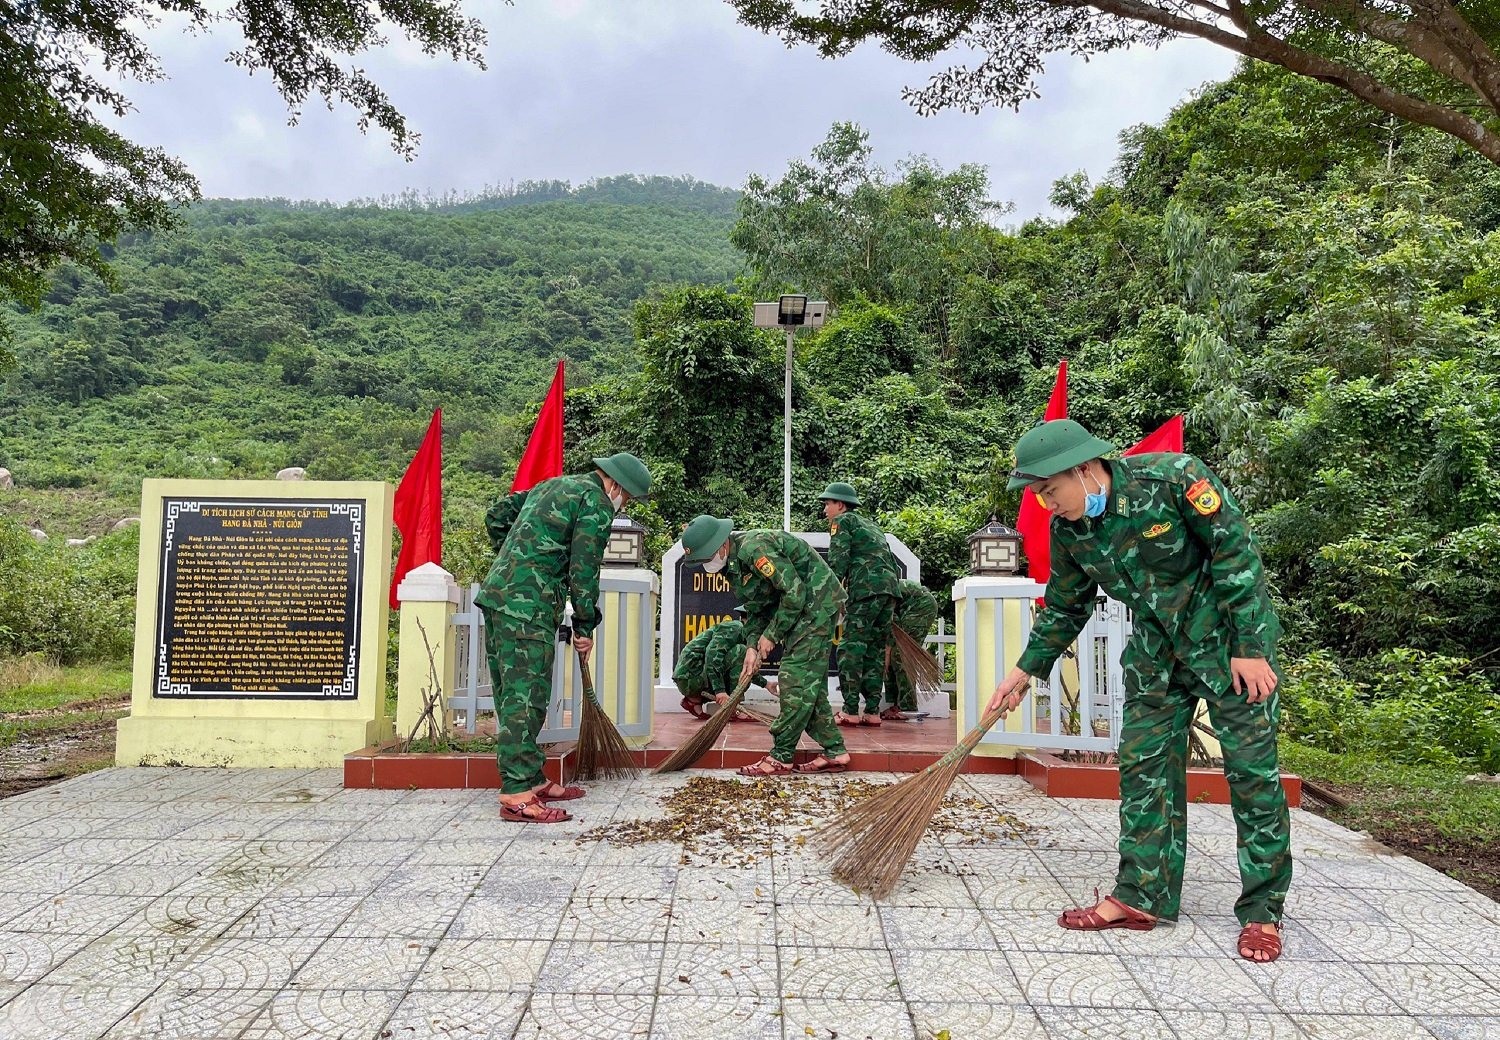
[395,562,460,744]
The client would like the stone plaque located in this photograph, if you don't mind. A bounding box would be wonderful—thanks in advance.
[154,497,364,699]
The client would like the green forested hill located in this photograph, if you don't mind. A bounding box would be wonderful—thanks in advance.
[0,175,742,537]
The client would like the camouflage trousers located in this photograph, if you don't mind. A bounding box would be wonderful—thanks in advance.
[769,616,847,765]
[1113,655,1292,926]
[839,595,895,716]
[481,607,559,796]
[673,674,709,700]
[884,604,938,713]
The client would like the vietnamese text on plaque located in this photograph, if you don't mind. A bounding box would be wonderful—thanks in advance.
[154,497,365,699]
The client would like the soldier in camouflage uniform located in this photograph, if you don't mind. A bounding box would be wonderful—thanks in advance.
[673,611,763,721]
[988,419,1290,963]
[881,579,940,718]
[479,452,652,823]
[680,516,850,776]
[820,482,900,727]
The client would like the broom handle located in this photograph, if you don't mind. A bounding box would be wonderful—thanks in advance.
[928,704,1007,772]
[577,651,599,706]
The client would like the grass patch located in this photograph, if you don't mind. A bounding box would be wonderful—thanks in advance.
[0,658,132,713]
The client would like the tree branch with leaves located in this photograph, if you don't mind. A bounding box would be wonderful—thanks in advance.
[729,0,1500,166]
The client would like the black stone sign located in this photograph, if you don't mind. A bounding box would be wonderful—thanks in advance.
[154,497,365,699]
[672,538,908,677]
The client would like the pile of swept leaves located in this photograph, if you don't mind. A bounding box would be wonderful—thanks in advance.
[579,775,1028,866]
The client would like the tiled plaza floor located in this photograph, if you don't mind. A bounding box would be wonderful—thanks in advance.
[1,766,1496,1040]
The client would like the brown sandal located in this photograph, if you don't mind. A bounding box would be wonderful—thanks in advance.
[834,711,862,728]
[534,782,585,802]
[500,796,572,824]
[1238,923,1283,962]
[681,696,709,720]
[736,756,793,778]
[1058,891,1157,931]
[793,754,849,774]
[879,706,908,721]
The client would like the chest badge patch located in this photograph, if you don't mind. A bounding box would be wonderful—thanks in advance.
[830,522,839,535]
[1143,522,1173,539]
[755,555,776,578]
[1186,478,1222,517]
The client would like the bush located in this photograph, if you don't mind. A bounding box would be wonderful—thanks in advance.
[1280,646,1500,771]
[0,519,136,663]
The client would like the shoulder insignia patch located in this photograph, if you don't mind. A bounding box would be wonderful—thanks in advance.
[754,555,776,578]
[1186,478,1221,517]
[1143,522,1173,539]
[830,522,839,535]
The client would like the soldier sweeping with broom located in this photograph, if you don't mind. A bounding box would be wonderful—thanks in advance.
[676,516,850,777]
[478,452,652,823]
[820,482,901,728]
[673,609,764,722]
[988,419,1291,963]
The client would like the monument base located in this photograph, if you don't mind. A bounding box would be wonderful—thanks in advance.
[116,714,393,768]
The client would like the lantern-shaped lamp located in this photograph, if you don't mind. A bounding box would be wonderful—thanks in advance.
[968,517,1023,576]
[603,515,647,567]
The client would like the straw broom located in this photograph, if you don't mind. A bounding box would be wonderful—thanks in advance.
[654,669,756,773]
[572,653,639,782]
[890,626,942,695]
[813,704,1005,900]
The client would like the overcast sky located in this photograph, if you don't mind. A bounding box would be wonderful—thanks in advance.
[120,1,1237,221]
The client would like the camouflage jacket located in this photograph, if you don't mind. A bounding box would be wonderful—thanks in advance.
[893,579,939,639]
[827,509,900,602]
[475,473,613,639]
[1015,453,1281,691]
[727,531,846,647]
[674,620,765,695]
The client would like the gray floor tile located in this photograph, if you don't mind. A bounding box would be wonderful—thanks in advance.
[909,1002,1047,1040]
[100,985,274,1039]
[879,904,997,949]
[1253,961,1405,1015]
[535,941,664,995]
[290,936,433,990]
[1357,963,1500,1016]
[1293,1014,1440,1039]
[776,900,886,948]
[411,938,551,991]
[779,946,898,1000]
[664,898,769,945]
[657,943,778,998]
[892,949,1023,1003]
[241,988,403,1040]
[1006,950,1154,1008]
[1164,1011,1307,1040]
[1419,1017,1500,1040]
[650,994,781,1040]
[172,937,323,989]
[780,998,916,1040]
[1033,1006,1176,1039]
[0,983,152,1040]
[385,991,528,1039]
[513,993,653,1039]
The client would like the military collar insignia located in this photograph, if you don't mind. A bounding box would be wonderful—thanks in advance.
[1114,494,1129,516]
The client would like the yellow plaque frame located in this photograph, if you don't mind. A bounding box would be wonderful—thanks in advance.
[116,478,395,767]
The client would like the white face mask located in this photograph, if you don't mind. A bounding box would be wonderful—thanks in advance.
[701,549,727,574]
[609,491,625,512]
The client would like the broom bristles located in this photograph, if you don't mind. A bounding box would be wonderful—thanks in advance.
[813,705,1005,899]
[654,672,754,773]
[891,626,942,693]
[573,656,640,781]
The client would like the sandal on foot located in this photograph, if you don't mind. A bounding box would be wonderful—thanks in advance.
[500,796,572,824]
[680,696,709,720]
[834,711,862,728]
[793,754,848,774]
[1059,891,1157,931]
[1238,923,1283,963]
[861,713,882,727]
[736,756,793,778]
[534,782,585,802]
[879,706,908,722]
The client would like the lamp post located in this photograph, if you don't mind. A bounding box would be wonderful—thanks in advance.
[753,294,829,531]
[967,517,1024,576]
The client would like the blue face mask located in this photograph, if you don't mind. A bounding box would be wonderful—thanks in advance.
[1079,470,1107,518]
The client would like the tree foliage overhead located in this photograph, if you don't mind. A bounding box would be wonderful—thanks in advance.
[0,0,490,350]
[729,0,1500,166]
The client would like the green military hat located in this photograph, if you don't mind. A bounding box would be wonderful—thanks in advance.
[1006,419,1116,490]
[593,452,652,498]
[818,481,861,506]
[681,514,733,562]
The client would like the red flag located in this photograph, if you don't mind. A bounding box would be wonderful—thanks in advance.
[390,408,443,609]
[1125,414,1184,455]
[1017,360,1068,583]
[511,360,565,493]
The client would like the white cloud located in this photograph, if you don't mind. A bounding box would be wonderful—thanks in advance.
[107,1,1238,218]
